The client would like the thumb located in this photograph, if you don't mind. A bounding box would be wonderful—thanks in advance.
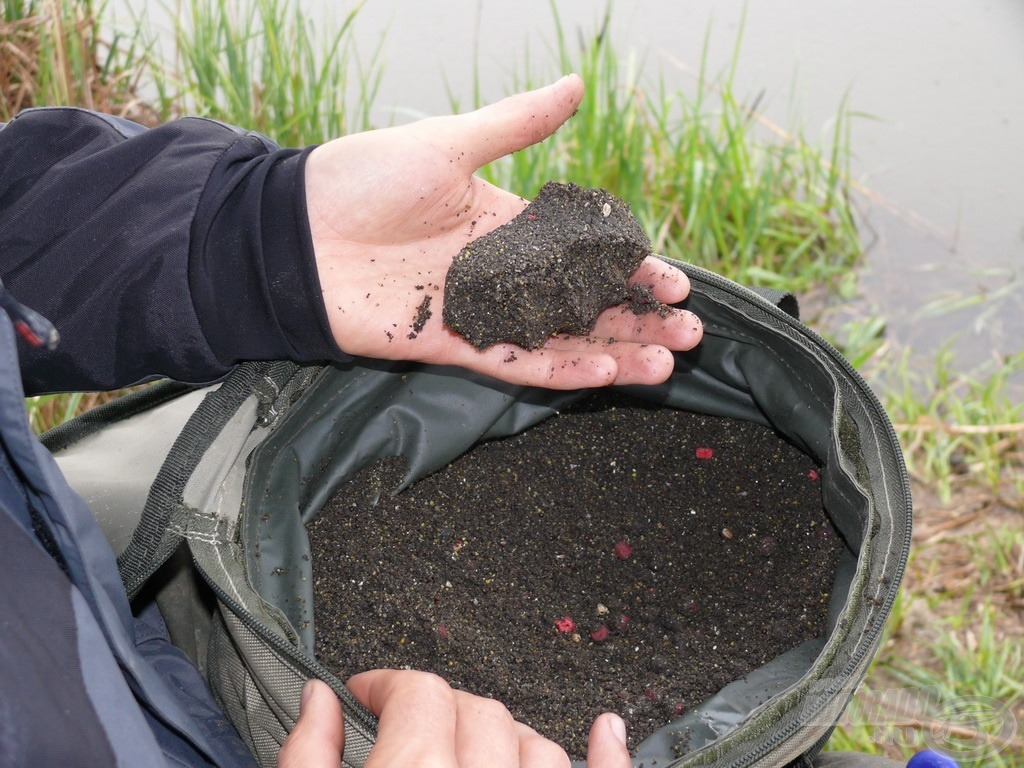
[586,712,632,768]
[277,679,346,768]
[454,74,585,169]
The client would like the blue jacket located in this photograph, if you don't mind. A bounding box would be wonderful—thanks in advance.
[0,108,344,766]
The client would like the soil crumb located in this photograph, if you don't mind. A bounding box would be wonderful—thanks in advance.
[309,392,841,759]
[407,294,433,340]
[443,182,655,349]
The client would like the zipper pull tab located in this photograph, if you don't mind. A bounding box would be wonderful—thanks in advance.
[0,278,59,350]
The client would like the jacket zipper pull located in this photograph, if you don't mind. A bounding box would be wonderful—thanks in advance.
[0,278,59,350]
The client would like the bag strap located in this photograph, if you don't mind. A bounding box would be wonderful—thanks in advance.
[40,379,199,453]
[117,361,295,599]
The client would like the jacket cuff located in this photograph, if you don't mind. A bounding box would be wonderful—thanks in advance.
[261,146,348,363]
[189,140,350,367]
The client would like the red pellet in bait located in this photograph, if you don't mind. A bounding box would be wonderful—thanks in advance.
[555,616,575,633]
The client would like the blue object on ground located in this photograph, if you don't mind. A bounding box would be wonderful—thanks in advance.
[907,750,960,768]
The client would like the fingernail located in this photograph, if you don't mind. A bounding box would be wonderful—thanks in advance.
[609,714,627,746]
[300,679,316,710]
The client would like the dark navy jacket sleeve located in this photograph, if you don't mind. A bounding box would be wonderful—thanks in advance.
[0,107,348,395]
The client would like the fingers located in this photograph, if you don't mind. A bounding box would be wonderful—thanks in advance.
[454,74,586,169]
[440,343,659,390]
[431,341,619,390]
[589,305,704,351]
[586,713,631,768]
[429,319,697,389]
[347,669,571,768]
[542,337,677,386]
[629,255,692,305]
[515,722,572,768]
[430,302,700,389]
[279,674,616,768]
[348,670,459,768]
[452,696,536,765]
[421,250,699,387]
[277,679,345,768]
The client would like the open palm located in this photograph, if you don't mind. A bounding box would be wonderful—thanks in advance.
[304,75,702,389]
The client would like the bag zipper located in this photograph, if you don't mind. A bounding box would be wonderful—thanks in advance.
[672,261,914,767]
[190,551,381,749]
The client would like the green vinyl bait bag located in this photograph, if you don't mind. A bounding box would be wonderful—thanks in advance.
[49,260,912,768]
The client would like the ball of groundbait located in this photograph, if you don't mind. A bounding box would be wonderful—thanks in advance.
[443,182,652,349]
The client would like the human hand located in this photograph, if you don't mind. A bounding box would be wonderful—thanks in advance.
[304,75,703,390]
[277,672,633,768]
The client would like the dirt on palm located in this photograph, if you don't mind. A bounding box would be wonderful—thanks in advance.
[309,391,842,759]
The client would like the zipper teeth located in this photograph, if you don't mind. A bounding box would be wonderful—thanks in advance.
[803,725,837,764]
[192,554,380,737]
[674,263,914,767]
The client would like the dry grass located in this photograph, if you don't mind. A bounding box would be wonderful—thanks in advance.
[896,481,1023,663]
[1,0,156,123]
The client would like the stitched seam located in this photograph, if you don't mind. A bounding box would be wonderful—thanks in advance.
[252,368,374,565]
[704,318,865,517]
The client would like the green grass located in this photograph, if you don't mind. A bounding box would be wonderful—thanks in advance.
[475,6,862,296]
[24,388,144,433]
[879,348,1023,503]
[161,0,863,294]
[831,579,1024,766]
[24,392,92,433]
[160,0,381,145]
[826,339,1024,764]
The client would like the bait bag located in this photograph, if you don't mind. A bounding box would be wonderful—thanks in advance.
[47,260,912,767]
